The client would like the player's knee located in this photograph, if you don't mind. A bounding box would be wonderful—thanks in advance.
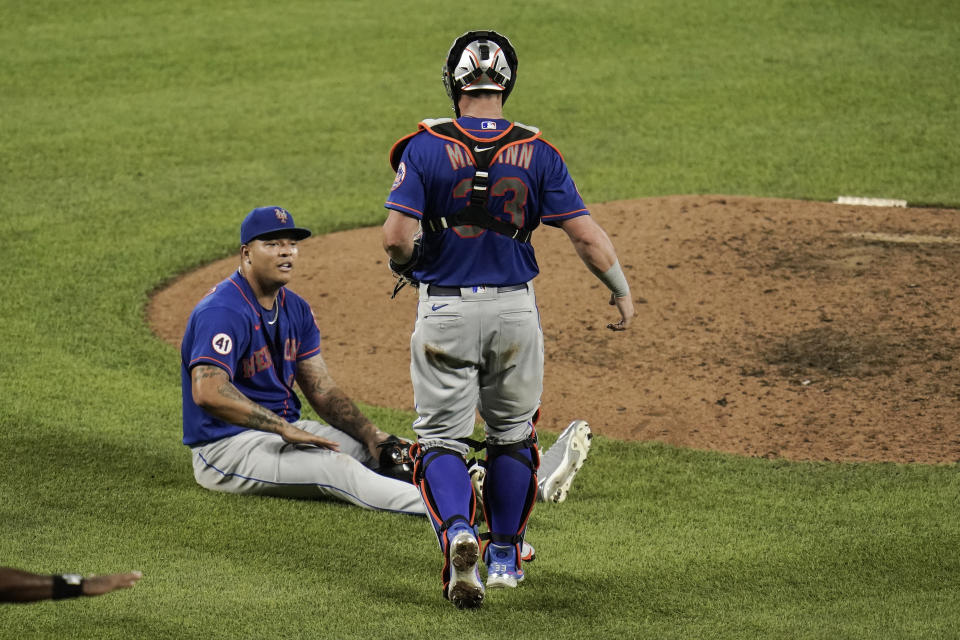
[482,408,539,448]
[416,435,472,457]
[485,432,540,471]
[413,445,468,484]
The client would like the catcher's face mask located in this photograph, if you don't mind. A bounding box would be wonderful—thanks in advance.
[442,30,518,116]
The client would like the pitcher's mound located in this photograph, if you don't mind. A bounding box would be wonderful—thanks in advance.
[149,195,960,463]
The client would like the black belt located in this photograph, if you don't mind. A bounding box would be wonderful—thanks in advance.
[426,283,528,296]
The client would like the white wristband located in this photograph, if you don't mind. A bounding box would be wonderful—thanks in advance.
[597,261,630,298]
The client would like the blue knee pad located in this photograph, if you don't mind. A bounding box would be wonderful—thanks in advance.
[413,446,478,548]
[480,435,540,564]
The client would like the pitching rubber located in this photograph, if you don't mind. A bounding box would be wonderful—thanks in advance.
[447,531,484,609]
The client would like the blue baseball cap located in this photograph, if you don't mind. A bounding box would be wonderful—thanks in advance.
[240,206,312,244]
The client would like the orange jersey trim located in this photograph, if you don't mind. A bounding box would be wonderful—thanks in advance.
[189,356,235,379]
[228,277,258,313]
[542,208,588,220]
[298,345,322,360]
[536,137,566,163]
[385,201,423,217]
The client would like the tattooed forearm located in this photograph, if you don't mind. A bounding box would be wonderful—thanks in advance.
[216,381,248,403]
[316,389,369,431]
[215,382,284,432]
[296,356,335,398]
[243,405,285,432]
[191,364,286,434]
[305,375,334,397]
[294,355,381,446]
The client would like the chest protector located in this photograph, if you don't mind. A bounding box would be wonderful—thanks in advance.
[389,118,542,243]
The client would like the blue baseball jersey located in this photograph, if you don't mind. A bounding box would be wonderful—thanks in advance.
[180,270,322,446]
[385,117,589,287]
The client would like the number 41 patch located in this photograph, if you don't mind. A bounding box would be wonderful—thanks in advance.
[212,333,233,355]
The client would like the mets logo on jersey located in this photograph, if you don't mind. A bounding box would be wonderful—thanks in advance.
[391,162,406,191]
[274,208,288,223]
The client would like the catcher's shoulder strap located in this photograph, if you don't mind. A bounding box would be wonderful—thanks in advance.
[388,119,542,243]
[389,118,455,172]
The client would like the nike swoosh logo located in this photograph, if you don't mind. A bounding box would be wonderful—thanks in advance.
[474,145,494,152]
[431,304,449,311]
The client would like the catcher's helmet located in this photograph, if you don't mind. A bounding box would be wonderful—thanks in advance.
[442,30,518,116]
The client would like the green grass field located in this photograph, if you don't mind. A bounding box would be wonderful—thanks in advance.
[2,1,958,637]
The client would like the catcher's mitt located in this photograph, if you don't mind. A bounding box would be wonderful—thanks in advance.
[376,435,415,483]
[389,237,422,298]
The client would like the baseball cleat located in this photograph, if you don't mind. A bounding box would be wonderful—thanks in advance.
[485,544,524,589]
[537,420,592,503]
[467,458,486,499]
[446,530,484,609]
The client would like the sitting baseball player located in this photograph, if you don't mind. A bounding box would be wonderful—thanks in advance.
[180,206,592,519]
[181,205,423,513]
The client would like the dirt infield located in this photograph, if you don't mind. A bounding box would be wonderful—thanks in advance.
[148,196,960,464]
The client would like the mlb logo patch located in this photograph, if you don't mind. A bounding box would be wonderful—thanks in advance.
[481,120,497,130]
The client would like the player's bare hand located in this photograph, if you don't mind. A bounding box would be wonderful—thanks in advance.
[607,293,634,331]
[83,571,142,596]
[279,423,340,450]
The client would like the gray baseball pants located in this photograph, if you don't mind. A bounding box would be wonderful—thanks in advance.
[411,282,544,455]
[191,420,425,515]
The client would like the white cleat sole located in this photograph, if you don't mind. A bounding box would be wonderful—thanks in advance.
[447,532,484,609]
[539,420,592,503]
